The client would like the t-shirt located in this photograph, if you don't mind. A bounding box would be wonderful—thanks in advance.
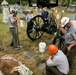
[42,11,49,19]
[8,14,16,28]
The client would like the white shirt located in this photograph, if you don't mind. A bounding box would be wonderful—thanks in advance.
[46,50,69,74]
[8,14,16,28]
[26,14,34,22]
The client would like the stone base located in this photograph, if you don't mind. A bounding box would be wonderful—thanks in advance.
[2,20,8,23]
[67,4,76,12]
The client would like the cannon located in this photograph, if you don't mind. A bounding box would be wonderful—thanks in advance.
[26,15,57,40]
[52,27,66,53]
[26,15,66,51]
[26,0,58,40]
[21,0,59,41]
[24,0,65,51]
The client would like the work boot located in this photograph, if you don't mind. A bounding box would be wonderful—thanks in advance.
[14,47,19,50]
[10,43,14,46]
[17,45,23,48]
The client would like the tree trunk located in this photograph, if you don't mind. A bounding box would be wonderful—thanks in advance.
[67,0,70,7]
[20,0,22,8]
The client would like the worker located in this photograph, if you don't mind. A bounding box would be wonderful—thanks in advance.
[41,7,50,23]
[59,17,76,68]
[26,11,34,22]
[43,44,69,75]
[25,10,34,31]
[8,9,19,50]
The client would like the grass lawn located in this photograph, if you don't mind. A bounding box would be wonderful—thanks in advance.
[0,7,76,75]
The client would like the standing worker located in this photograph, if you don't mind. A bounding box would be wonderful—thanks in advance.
[59,17,76,68]
[26,10,34,22]
[41,7,50,23]
[25,10,34,32]
[8,9,19,50]
[25,10,34,28]
[43,44,69,75]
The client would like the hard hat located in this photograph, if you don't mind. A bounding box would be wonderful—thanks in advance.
[10,8,13,13]
[61,17,70,27]
[12,9,18,14]
[48,44,58,54]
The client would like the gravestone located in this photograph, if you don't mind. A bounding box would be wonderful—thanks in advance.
[37,60,46,70]
[1,0,9,23]
[20,20,24,27]
[25,51,36,58]
[24,4,29,9]
[67,4,76,12]
[22,10,33,15]
[10,4,20,11]
[68,14,76,20]
[38,8,42,15]
[37,62,46,70]
[32,3,37,9]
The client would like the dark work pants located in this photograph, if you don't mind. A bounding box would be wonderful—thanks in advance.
[67,46,76,68]
[46,64,66,75]
[9,27,18,48]
[62,43,76,68]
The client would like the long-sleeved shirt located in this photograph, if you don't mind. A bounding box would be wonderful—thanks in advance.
[46,50,69,74]
[64,20,76,44]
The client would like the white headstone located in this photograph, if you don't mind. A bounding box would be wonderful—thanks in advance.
[56,14,60,19]
[20,20,24,27]
[55,10,57,13]
[68,14,76,20]
[1,0,9,23]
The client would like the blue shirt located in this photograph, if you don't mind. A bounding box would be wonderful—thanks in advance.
[42,11,49,19]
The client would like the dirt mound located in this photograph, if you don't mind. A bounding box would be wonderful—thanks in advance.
[0,59,20,75]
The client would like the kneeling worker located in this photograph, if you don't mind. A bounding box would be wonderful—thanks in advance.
[43,44,69,75]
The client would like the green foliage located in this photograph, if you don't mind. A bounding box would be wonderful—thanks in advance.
[61,0,76,7]
[0,0,36,5]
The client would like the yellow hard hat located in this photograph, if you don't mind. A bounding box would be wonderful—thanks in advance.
[10,9,13,13]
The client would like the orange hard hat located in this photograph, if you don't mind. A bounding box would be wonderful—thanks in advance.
[48,44,58,54]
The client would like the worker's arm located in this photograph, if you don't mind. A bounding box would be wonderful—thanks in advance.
[68,41,76,51]
[60,27,66,34]
[58,24,66,34]
[48,55,53,60]
[68,29,76,51]
[46,55,58,66]
[11,17,18,24]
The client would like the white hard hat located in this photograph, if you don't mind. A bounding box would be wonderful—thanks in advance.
[61,17,70,27]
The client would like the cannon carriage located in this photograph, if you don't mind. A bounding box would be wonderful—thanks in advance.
[26,14,57,40]
[26,0,59,40]
[26,15,65,51]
